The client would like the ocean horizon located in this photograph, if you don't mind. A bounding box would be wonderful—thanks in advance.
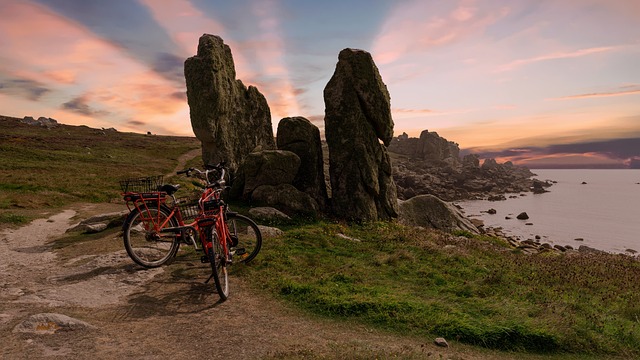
[459,169,640,254]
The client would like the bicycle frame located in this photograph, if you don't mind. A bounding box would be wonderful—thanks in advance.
[122,183,230,258]
[121,163,254,300]
[199,187,231,262]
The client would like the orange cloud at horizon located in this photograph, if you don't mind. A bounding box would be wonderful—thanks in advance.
[496,152,626,168]
[0,0,192,136]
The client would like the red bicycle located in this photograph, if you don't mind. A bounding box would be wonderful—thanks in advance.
[120,163,262,300]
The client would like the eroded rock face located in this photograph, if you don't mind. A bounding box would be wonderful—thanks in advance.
[251,184,318,216]
[184,34,275,174]
[230,150,300,198]
[324,48,398,221]
[389,130,459,165]
[276,117,328,210]
[390,131,539,201]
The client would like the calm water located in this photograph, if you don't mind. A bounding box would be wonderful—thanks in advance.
[459,169,640,253]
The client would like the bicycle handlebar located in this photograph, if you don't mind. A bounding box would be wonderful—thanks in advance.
[176,162,226,189]
[176,168,193,175]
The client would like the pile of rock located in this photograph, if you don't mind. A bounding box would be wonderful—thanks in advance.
[182,34,506,235]
[389,131,549,201]
[21,116,58,129]
[185,36,398,222]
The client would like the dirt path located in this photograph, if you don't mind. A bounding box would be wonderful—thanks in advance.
[0,204,524,360]
[165,148,201,179]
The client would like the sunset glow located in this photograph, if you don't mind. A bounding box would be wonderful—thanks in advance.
[1,0,639,167]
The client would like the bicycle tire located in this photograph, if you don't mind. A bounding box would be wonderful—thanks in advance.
[123,205,179,268]
[225,213,262,264]
[206,228,229,301]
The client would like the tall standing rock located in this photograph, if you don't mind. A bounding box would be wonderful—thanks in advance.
[184,34,275,174]
[276,117,328,210]
[324,48,398,221]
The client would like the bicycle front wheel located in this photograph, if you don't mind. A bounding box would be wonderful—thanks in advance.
[207,228,229,301]
[225,213,262,264]
[123,205,179,268]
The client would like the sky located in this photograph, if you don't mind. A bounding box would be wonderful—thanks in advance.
[1,0,639,167]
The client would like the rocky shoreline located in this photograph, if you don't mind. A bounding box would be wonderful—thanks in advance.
[459,206,639,257]
[479,224,633,256]
[389,131,553,201]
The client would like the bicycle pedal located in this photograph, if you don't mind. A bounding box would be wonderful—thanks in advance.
[235,248,246,256]
[200,255,208,263]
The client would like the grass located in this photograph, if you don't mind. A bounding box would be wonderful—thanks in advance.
[0,212,30,224]
[4,114,640,358]
[0,116,200,211]
[238,221,640,356]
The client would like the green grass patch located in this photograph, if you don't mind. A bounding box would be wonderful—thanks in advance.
[240,222,640,356]
[0,212,30,224]
[0,117,200,209]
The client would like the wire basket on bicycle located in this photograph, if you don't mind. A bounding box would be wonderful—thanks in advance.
[176,197,201,221]
[119,175,163,193]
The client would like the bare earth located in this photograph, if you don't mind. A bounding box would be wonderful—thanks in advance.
[0,204,530,360]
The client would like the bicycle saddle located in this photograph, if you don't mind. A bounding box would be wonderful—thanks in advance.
[158,184,180,195]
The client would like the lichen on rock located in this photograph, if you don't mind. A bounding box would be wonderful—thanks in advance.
[324,48,398,222]
[184,34,275,175]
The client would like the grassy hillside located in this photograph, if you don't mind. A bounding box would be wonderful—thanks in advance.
[0,115,199,224]
[2,115,640,358]
[239,223,640,357]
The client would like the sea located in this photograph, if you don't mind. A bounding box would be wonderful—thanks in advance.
[458,169,640,254]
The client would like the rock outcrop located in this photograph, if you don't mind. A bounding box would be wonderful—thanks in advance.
[248,207,291,221]
[324,48,398,222]
[230,149,320,216]
[276,117,328,210]
[184,34,275,174]
[251,184,318,216]
[390,131,544,201]
[389,130,459,166]
[21,116,58,129]
[230,150,300,198]
[397,195,479,234]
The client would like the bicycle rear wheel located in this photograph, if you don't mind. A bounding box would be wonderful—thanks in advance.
[225,213,262,264]
[123,205,179,268]
[207,228,229,301]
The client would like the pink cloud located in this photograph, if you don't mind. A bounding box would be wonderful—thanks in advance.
[139,0,224,55]
[0,1,193,135]
[549,86,640,101]
[493,104,516,110]
[142,0,302,122]
[494,46,616,73]
[508,152,626,168]
[372,0,509,64]
[392,108,436,116]
[236,0,301,120]
[42,70,77,84]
